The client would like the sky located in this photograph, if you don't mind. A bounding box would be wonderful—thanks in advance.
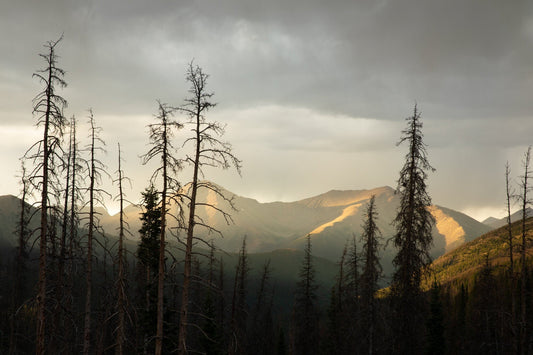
[1,0,533,221]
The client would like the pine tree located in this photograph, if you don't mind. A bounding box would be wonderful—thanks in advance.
[426,281,445,355]
[391,105,435,354]
[359,195,382,355]
[229,237,249,355]
[292,235,319,355]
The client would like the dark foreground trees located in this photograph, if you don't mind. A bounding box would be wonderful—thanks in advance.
[359,195,382,354]
[27,36,67,355]
[292,235,319,355]
[390,105,435,354]
[177,62,241,355]
[141,101,183,355]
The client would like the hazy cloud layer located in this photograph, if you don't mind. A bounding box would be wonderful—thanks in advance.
[1,0,532,220]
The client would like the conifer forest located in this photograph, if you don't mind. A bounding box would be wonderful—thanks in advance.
[2,37,533,355]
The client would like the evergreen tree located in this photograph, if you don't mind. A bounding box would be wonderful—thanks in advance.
[250,260,275,355]
[391,105,435,354]
[229,237,249,355]
[360,195,382,355]
[292,235,319,355]
[137,184,162,352]
[426,281,445,355]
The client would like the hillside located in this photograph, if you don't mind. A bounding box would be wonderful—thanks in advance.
[429,216,533,288]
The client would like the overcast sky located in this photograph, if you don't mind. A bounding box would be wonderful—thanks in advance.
[1,0,532,221]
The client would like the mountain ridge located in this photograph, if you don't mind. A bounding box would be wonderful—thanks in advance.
[0,185,492,280]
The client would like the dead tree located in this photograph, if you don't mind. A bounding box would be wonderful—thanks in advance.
[176,62,241,355]
[505,161,518,351]
[517,146,531,355]
[8,162,32,354]
[141,101,183,355]
[82,110,110,355]
[114,143,132,354]
[25,36,67,355]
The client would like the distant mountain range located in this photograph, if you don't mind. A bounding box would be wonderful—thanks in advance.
[482,207,533,229]
[0,184,494,279]
[95,184,492,278]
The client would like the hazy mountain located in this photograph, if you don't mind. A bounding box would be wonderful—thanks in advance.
[0,185,491,279]
[482,207,533,229]
[92,184,489,277]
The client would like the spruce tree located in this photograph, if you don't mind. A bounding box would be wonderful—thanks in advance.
[360,195,382,355]
[391,105,435,354]
[292,235,319,355]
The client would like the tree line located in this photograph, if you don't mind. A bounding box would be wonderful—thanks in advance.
[1,37,532,355]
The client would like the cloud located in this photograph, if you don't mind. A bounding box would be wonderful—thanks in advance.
[0,0,532,221]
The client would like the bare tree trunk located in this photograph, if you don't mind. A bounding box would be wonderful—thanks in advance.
[35,61,52,355]
[116,143,126,355]
[155,107,170,355]
[178,155,199,355]
[83,112,97,355]
[9,166,29,355]
[519,147,531,355]
[66,116,78,354]
[506,162,518,352]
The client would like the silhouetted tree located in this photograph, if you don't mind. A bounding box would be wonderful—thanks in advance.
[426,281,445,355]
[517,145,532,355]
[360,195,382,355]
[505,161,518,351]
[250,259,275,355]
[8,162,32,354]
[345,234,360,350]
[82,110,109,355]
[229,237,249,355]
[114,143,132,354]
[468,255,498,353]
[176,62,241,355]
[141,100,183,355]
[324,242,353,354]
[391,105,435,354]
[136,184,161,352]
[199,241,225,355]
[26,36,67,355]
[292,235,319,355]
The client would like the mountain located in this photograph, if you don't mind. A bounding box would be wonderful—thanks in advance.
[430,216,533,288]
[94,184,490,278]
[0,185,491,280]
[482,207,533,229]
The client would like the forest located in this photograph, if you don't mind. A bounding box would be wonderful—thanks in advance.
[1,37,533,355]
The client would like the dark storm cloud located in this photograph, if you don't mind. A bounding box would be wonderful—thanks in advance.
[1,0,532,218]
[2,0,532,120]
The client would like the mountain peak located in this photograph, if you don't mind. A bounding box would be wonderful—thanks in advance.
[296,186,395,208]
